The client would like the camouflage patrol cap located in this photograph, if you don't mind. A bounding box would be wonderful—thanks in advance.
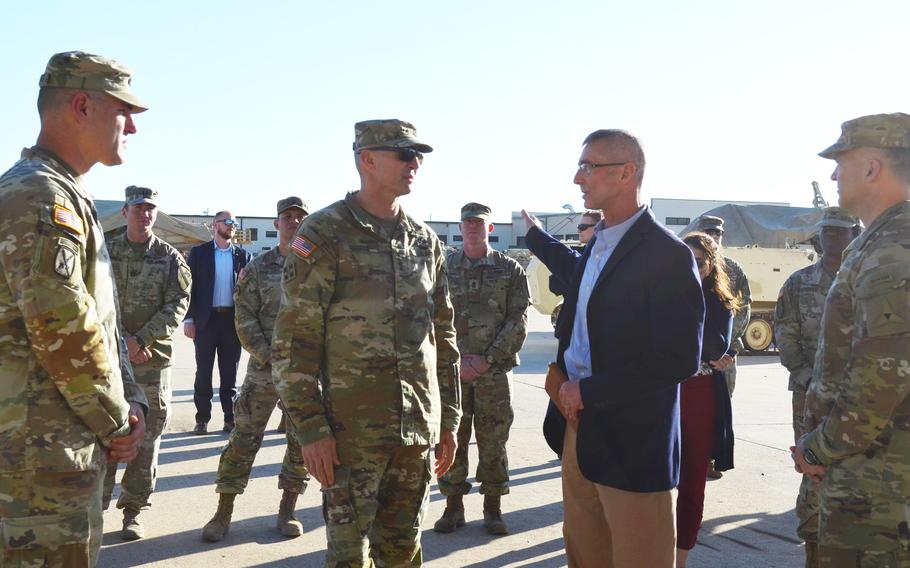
[461,202,492,221]
[817,206,859,229]
[39,51,148,113]
[694,215,724,233]
[125,185,157,206]
[819,113,910,159]
[353,119,433,153]
[277,196,309,216]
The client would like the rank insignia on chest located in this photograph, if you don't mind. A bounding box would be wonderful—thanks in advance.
[292,236,317,258]
[53,205,83,235]
[469,278,480,292]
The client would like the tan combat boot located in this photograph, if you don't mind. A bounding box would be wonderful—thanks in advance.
[483,495,508,535]
[277,490,303,537]
[202,493,236,542]
[433,494,465,533]
[121,507,144,540]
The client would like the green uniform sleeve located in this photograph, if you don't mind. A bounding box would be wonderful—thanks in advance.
[775,273,812,383]
[433,242,461,433]
[134,254,191,352]
[273,229,335,446]
[6,198,131,445]
[485,262,530,365]
[233,260,271,365]
[803,262,910,463]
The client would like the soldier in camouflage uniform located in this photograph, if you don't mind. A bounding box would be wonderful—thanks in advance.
[102,186,191,540]
[793,113,910,567]
[0,51,149,568]
[693,215,751,479]
[435,202,529,536]
[774,206,859,567]
[273,119,461,567]
[202,196,311,542]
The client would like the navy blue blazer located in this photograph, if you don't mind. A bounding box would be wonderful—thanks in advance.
[526,207,705,492]
[185,241,251,331]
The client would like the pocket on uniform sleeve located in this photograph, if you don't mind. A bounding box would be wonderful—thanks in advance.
[1,509,90,550]
[856,264,910,338]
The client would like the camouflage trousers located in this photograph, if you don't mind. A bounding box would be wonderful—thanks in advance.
[723,362,737,396]
[438,371,513,497]
[102,368,171,511]
[817,545,910,567]
[0,468,103,568]
[792,384,808,444]
[215,373,308,494]
[797,475,820,545]
[323,442,432,568]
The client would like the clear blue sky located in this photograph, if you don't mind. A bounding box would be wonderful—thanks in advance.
[3,1,907,222]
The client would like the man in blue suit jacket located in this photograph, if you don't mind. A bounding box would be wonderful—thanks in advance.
[523,129,704,568]
[184,211,251,434]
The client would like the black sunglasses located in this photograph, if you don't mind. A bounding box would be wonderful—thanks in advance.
[362,147,424,164]
[577,223,595,231]
[704,228,723,236]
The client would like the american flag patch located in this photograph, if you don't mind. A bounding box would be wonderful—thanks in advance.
[53,205,83,235]
[291,235,317,258]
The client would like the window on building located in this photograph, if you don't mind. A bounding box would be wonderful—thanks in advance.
[248,228,259,241]
[261,246,271,251]
[516,236,526,247]
[265,230,278,238]
[489,236,499,242]
[453,235,463,242]
[666,217,691,225]
[438,235,447,244]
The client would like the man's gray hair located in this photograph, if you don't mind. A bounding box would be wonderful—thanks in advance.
[583,129,646,187]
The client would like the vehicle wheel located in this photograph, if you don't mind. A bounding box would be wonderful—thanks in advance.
[550,304,562,328]
[745,318,774,352]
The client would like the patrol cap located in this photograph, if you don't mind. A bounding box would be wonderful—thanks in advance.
[819,113,910,159]
[817,206,859,229]
[40,51,148,113]
[125,185,157,206]
[353,119,433,153]
[694,215,724,233]
[277,196,309,216]
[461,202,492,221]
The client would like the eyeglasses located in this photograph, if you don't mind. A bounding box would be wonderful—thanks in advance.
[217,219,239,227]
[577,223,596,231]
[704,229,723,237]
[577,162,626,176]
[360,147,424,164]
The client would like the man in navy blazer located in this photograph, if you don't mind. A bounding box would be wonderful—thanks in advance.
[184,211,251,434]
[523,129,704,568]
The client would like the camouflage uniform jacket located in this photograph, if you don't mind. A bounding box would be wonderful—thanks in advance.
[802,200,910,550]
[107,231,191,371]
[234,246,284,382]
[273,192,461,448]
[774,259,835,391]
[723,255,752,354]
[0,147,147,474]
[445,248,530,370]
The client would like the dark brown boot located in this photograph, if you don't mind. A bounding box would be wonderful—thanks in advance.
[277,490,303,537]
[433,495,465,533]
[202,493,235,542]
[483,495,508,535]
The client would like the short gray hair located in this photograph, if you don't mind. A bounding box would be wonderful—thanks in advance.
[583,129,646,187]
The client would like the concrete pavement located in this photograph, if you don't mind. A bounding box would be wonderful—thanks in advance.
[99,311,805,567]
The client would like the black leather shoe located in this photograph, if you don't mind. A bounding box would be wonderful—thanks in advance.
[193,422,208,435]
[223,420,235,433]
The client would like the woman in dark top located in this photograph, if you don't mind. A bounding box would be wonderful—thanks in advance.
[677,232,740,567]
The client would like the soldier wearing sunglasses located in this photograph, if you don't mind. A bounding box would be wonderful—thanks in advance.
[273,119,461,566]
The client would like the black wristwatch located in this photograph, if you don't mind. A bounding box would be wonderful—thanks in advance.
[803,447,822,466]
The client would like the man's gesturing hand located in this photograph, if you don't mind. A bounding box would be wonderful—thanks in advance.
[303,436,341,487]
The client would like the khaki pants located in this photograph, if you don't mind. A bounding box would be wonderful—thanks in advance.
[561,427,675,568]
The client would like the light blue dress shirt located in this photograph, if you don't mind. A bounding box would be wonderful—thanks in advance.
[213,241,235,308]
[564,206,647,382]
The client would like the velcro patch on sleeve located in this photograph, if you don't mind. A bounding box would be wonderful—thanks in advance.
[53,205,83,236]
[291,235,317,258]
